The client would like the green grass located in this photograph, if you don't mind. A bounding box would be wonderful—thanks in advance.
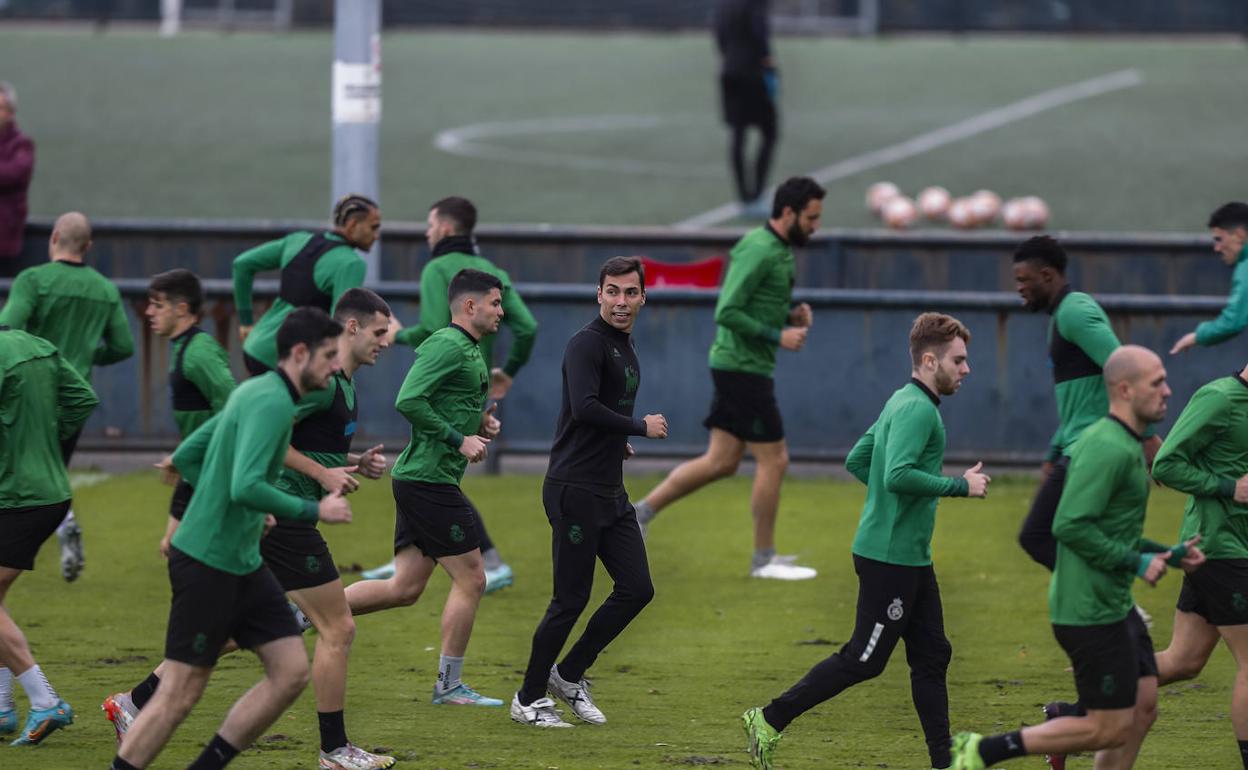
[5,471,1239,768]
[0,28,1244,230]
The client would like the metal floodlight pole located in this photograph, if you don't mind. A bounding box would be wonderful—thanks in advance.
[331,0,382,284]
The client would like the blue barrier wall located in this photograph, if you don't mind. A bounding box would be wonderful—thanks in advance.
[8,277,1234,465]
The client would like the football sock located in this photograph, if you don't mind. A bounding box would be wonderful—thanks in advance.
[187,733,240,769]
[978,731,1027,765]
[16,665,58,710]
[436,655,464,694]
[131,672,161,710]
[318,710,348,753]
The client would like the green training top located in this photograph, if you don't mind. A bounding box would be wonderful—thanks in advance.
[1196,245,1248,347]
[394,247,537,378]
[170,370,320,575]
[1046,287,1120,462]
[233,231,366,369]
[392,325,488,486]
[1152,374,1248,560]
[0,260,134,381]
[169,327,236,439]
[1049,416,1155,626]
[708,226,794,377]
[275,371,358,503]
[0,328,98,509]
[846,380,970,567]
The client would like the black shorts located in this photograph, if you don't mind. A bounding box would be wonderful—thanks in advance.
[393,479,481,559]
[243,352,271,378]
[1053,611,1157,711]
[703,368,784,443]
[168,480,194,521]
[719,72,777,131]
[164,547,299,667]
[1177,558,1248,626]
[260,522,340,591]
[0,501,71,571]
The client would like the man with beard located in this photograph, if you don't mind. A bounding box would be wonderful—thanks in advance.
[743,313,989,770]
[1012,236,1161,575]
[110,308,354,770]
[952,346,1203,770]
[633,176,822,581]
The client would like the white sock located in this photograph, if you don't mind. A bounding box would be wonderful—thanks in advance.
[436,655,464,694]
[56,509,77,537]
[16,665,58,710]
[0,667,13,711]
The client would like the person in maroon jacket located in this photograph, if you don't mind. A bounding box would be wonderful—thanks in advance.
[0,82,35,279]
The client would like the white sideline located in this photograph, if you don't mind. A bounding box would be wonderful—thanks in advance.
[672,68,1144,230]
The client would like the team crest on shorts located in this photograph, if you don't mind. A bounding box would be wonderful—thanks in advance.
[1234,593,1248,614]
[1101,674,1117,696]
[887,597,904,621]
[450,524,466,543]
[192,632,208,654]
[568,525,584,545]
[305,555,321,574]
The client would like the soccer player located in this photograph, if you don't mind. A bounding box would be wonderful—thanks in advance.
[0,210,134,581]
[147,269,235,557]
[634,176,822,580]
[364,196,536,593]
[742,312,989,770]
[511,256,667,729]
[343,268,506,708]
[0,325,98,745]
[951,345,1204,770]
[1150,364,1248,769]
[1012,235,1161,573]
[110,308,354,770]
[1171,202,1248,355]
[715,0,778,214]
[233,194,379,376]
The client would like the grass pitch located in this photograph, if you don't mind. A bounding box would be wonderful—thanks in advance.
[4,471,1239,768]
[0,29,1244,231]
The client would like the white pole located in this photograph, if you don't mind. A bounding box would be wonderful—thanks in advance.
[160,0,182,37]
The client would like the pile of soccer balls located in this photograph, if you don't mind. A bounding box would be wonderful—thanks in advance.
[866,182,1050,231]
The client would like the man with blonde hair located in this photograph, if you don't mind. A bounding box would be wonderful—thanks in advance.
[744,312,990,770]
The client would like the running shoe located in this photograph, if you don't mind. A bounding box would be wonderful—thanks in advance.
[10,699,74,746]
[510,694,572,728]
[431,683,503,707]
[547,665,605,724]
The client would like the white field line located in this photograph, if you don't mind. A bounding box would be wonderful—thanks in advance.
[673,68,1144,230]
[433,114,724,178]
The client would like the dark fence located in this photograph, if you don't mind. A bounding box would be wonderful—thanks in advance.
[2,219,1236,464]
[3,0,1244,33]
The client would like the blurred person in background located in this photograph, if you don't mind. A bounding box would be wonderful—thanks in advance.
[0,81,34,279]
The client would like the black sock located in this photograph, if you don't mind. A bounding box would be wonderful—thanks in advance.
[130,672,161,710]
[318,710,349,753]
[186,733,240,770]
[111,757,141,770]
[1238,739,1248,769]
[978,730,1027,765]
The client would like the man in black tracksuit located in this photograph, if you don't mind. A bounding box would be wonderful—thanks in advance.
[510,257,668,728]
[716,0,778,211]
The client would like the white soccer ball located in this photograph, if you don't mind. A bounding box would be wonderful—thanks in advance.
[882,196,918,229]
[866,182,901,216]
[1022,196,1050,228]
[947,197,978,229]
[1002,198,1029,230]
[917,186,951,220]
[969,189,1001,224]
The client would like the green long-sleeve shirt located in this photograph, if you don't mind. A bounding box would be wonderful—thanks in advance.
[275,371,358,502]
[1152,374,1248,560]
[394,248,537,378]
[847,380,970,567]
[170,370,320,575]
[169,327,236,439]
[392,325,489,485]
[233,231,366,369]
[1046,287,1121,462]
[1050,416,1154,626]
[0,328,98,509]
[0,260,134,381]
[1196,245,1248,347]
[708,226,794,377]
